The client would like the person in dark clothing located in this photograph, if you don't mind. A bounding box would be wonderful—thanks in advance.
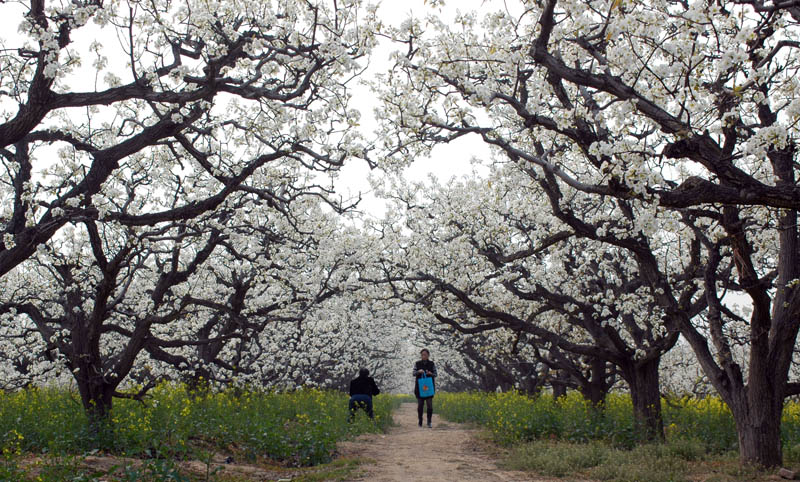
[413,348,437,428]
[349,368,380,421]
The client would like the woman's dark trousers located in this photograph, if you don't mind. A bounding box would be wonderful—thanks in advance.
[417,397,432,425]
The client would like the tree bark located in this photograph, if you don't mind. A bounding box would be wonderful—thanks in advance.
[579,357,610,407]
[70,309,119,434]
[729,387,783,467]
[551,370,569,399]
[624,357,664,441]
[76,376,115,434]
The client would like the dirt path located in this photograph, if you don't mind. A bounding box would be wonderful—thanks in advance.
[338,402,552,481]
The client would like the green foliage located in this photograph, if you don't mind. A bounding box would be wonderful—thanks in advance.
[33,455,108,482]
[501,440,608,476]
[0,384,396,475]
[502,439,694,481]
[118,458,190,482]
[0,451,25,481]
[0,387,87,454]
[439,391,641,446]
[584,443,689,482]
[437,391,800,455]
[661,395,739,453]
[500,435,782,481]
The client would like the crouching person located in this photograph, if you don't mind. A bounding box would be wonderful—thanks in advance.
[348,368,380,421]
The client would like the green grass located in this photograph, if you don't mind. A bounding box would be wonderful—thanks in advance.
[500,440,609,476]
[500,439,784,482]
[0,384,401,480]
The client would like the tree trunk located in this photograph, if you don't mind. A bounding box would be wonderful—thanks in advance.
[625,357,664,441]
[579,357,610,407]
[727,375,784,466]
[76,376,115,434]
[737,410,782,467]
[551,370,568,399]
[732,151,798,467]
[71,316,116,432]
[520,376,544,397]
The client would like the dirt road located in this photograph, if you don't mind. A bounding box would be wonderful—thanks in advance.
[338,402,548,481]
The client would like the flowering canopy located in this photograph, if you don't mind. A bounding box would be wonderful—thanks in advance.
[0,0,376,277]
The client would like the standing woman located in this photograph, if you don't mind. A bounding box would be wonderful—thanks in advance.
[413,348,437,428]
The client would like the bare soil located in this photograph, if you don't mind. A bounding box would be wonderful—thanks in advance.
[22,454,295,481]
[337,402,558,481]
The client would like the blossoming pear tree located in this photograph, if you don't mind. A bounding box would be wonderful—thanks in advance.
[128,197,367,389]
[371,170,701,438]
[0,210,229,421]
[0,193,389,423]
[374,0,799,465]
[424,324,553,394]
[165,210,405,391]
[0,0,380,426]
[0,0,375,277]
[245,295,409,391]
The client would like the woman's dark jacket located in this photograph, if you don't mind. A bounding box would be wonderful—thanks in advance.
[412,360,437,399]
[349,375,380,398]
